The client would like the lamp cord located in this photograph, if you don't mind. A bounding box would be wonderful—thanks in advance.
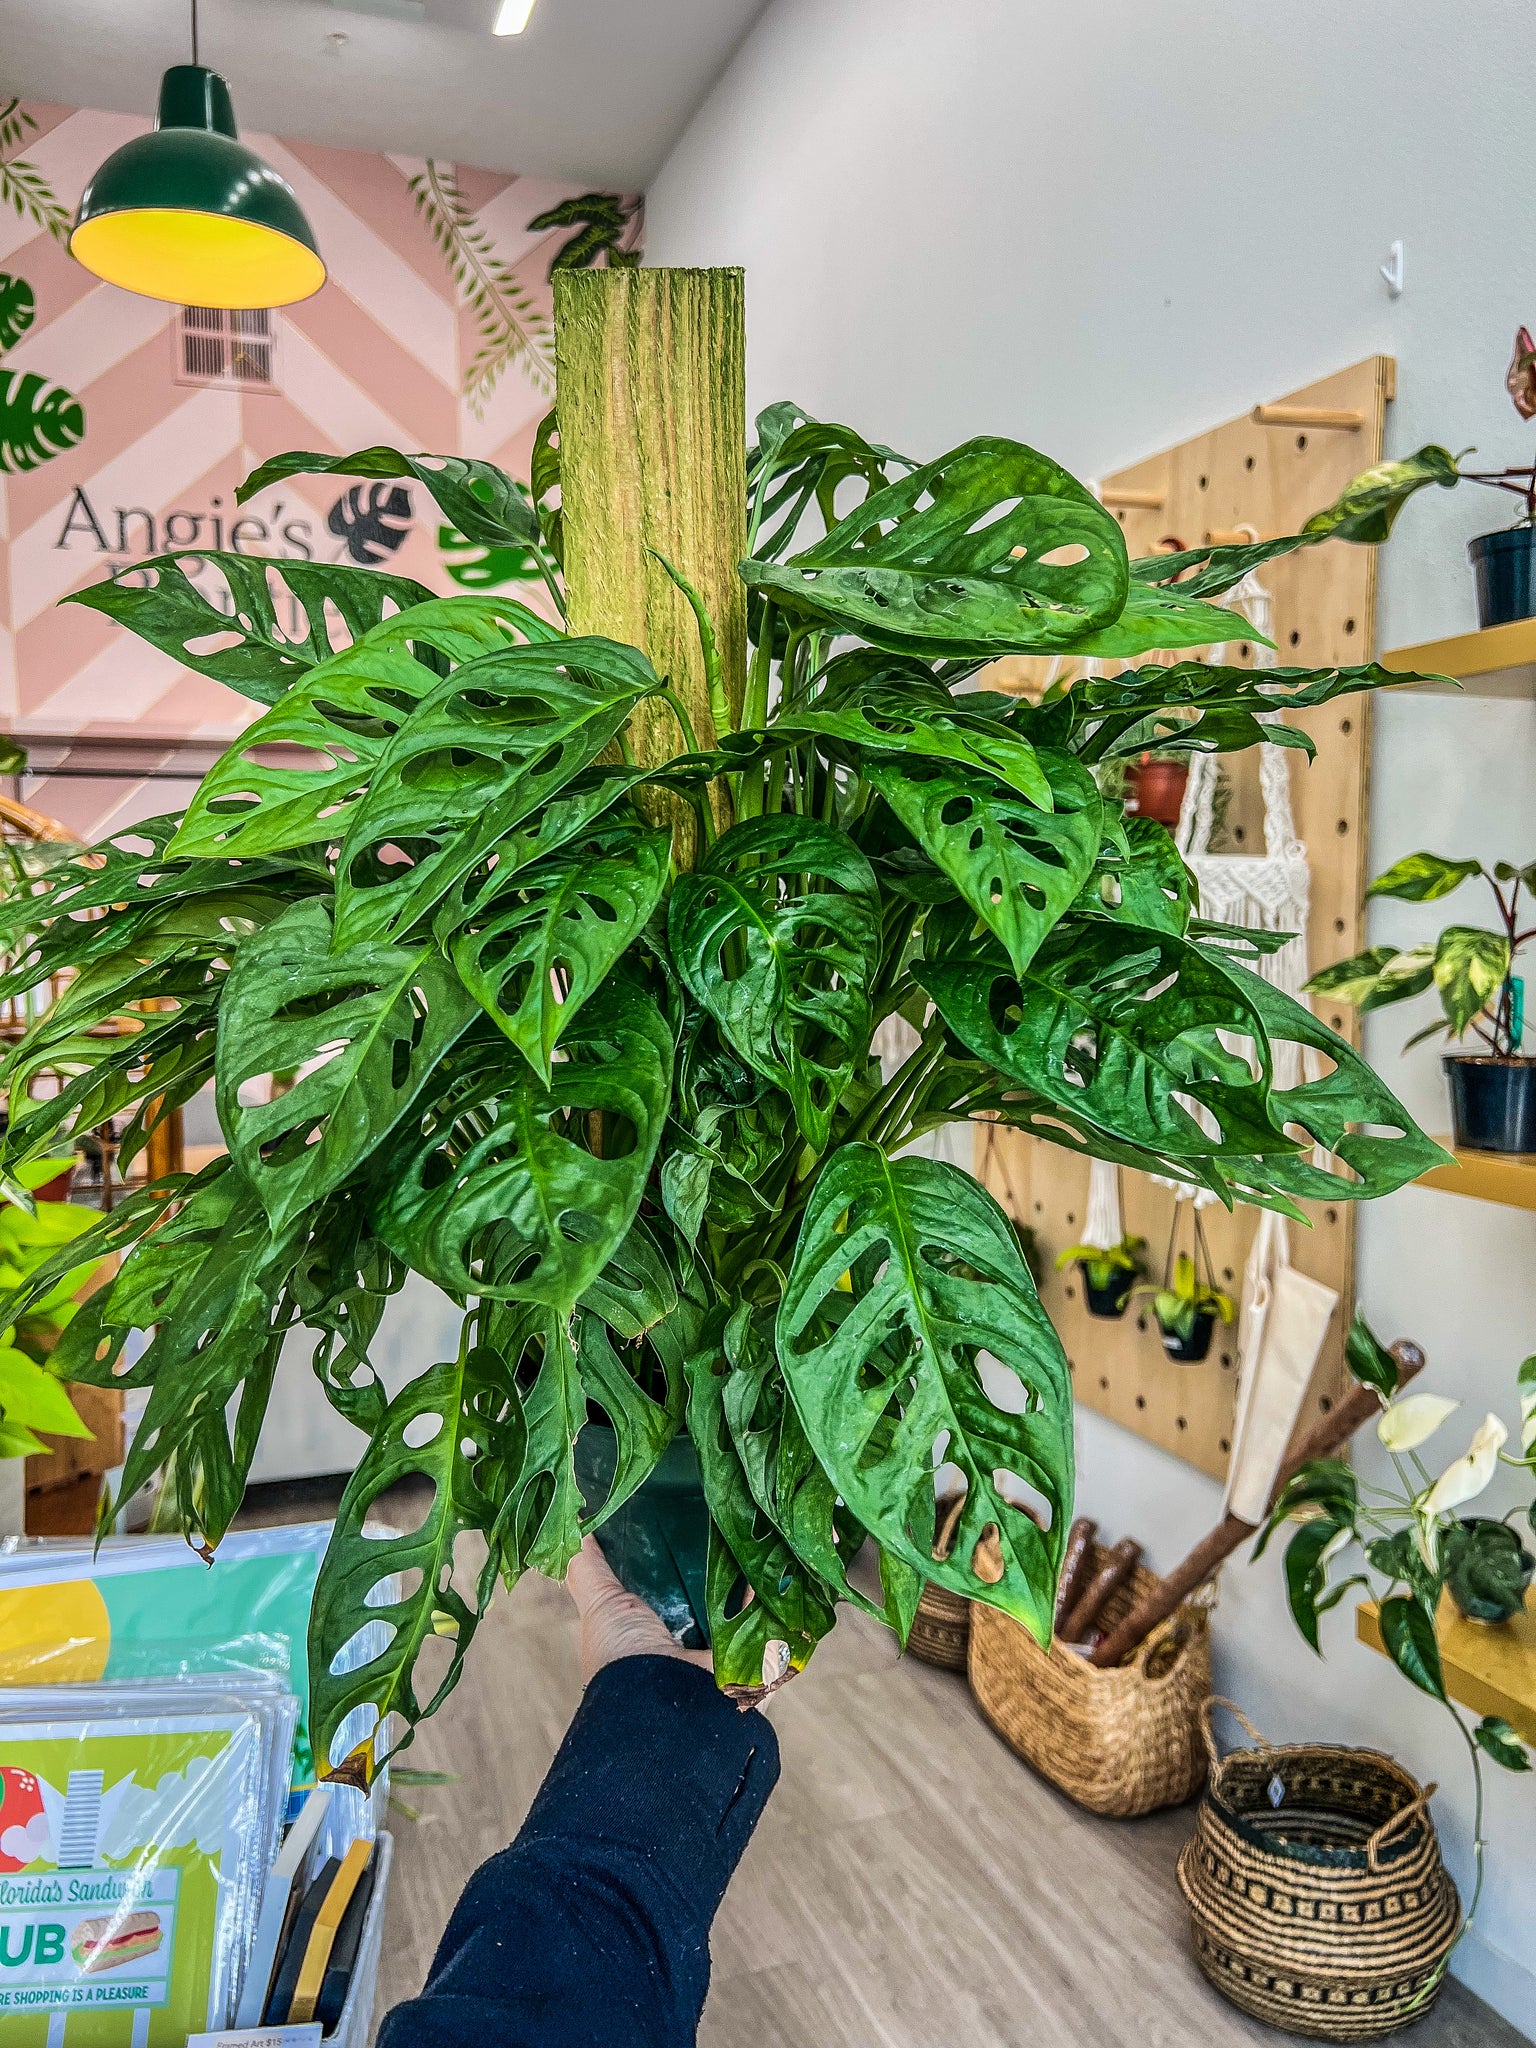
[191,0,199,65]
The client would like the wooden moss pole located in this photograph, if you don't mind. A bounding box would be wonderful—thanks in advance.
[553,266,747,848]
[1089,1339,1426,1669]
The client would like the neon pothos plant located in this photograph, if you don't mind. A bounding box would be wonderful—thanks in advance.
[0,394,1447,1773]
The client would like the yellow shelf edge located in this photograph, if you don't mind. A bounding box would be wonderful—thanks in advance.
[1416,1138,1536,1211]
[1357,1592,1536,1744]
[1381,618,1536,696]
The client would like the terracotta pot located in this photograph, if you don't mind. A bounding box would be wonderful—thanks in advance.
[1126,756,1188,828]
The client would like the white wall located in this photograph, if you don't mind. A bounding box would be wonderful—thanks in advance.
[647,1,1536,2029]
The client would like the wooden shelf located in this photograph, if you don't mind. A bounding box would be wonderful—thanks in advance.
[1381,617,1536,697]
[1358,1591,1536,1743]
[1416,1138,1536,1209]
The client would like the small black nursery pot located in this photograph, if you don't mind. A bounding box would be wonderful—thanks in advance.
[1079,1263,1133,1319]
[1160,1312,1216,1363]
[1444,1054,1536,1154]
[573,1423,711,1649]
[1469,524,1536,628]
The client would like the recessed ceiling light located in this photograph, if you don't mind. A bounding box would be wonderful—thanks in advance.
[493,0,536,33]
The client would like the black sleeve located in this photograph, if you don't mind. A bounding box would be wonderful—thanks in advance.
[376,1654,780,2048]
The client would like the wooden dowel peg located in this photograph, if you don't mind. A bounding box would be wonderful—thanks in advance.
[1251,404,1363,431]
[1099,486,1165,509]
[1204,528,1264,547]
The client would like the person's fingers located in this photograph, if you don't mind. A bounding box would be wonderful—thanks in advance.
[567,1535,714,1682]
[566,1534,622,1617]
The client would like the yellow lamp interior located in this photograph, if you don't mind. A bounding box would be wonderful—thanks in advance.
[70,207,325,309]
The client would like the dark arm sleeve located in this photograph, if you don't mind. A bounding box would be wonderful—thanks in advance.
[376,1654,780,2048]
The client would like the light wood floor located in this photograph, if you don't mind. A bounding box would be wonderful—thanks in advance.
[370,1566,1526,2047]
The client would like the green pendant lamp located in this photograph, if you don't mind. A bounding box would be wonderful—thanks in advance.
[70,2,325,309]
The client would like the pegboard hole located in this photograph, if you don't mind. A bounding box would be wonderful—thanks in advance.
[1219,1437,1231,1454]
[1331,1013,1344,1029]
[1289,629,1301,647]
[1064,1284,1076,1300]
[1220,1352,1233,1370]
[1240,643,1251,659]
[1233,825,1246,843]
[1344,617,1356,634]
[1198,474,1208,489]
[1176,1416,1187,1431]
[1325,1207,1338,1225]
[1098,1376,1109,1391]
[1296,433,1308,450]
[1222,1267,1235,1282]
[1340,717,1353,734]
[1066,1212,1075,1226]
[1336,818,1349,835]
[1244,455,1255,471]
[1135,1395,1147,1410]
[1115,508,1126,523]
[1033,1201,1043,1214]
[1319,1395,1334,1415]
[1334,917,1346,933]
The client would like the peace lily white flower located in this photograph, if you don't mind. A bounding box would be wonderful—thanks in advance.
[1420,1412,1509,1522]
[1377,1392,1459,1454]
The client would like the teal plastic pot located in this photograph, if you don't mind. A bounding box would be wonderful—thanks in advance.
[573,1425,710,1649]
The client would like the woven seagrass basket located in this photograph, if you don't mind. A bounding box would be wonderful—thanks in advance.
[908,1494,971,1671]
[967,1542,1211,1816]
[1178,1699,1460,2040]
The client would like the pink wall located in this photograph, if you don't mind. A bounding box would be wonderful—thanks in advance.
[0,102,638,837]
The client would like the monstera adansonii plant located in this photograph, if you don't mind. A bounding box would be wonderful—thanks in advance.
[0,399,1447,1776]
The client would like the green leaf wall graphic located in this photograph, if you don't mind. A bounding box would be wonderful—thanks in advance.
[0,272,84,473]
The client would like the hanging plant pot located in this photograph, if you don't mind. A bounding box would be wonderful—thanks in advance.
[1160,1311,1216,1363]
[1442,1517,1535,1624]
[572,1422,711,1649]
[1468,524,1536,629]
[1126,754,1188,828]
[1443,1054,1536,1153]
[1079,1263,1133,1318]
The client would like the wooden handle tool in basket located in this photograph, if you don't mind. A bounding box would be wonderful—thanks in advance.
[1053,1517,1097,1623]
[1059,1537,1142,1643]
[1089,1340,1425,1668]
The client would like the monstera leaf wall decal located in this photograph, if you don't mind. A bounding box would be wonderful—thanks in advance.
[0,273,85,474]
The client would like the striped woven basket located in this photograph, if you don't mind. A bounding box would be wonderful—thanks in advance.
[907,1494,971,1671]
[967,1543,1211,1816]
[1177,1699,1460,2040]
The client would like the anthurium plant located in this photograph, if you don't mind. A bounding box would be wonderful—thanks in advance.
[0,303,1448,1769]
[1256,1322,1536,1960]
[1308,851,1531,1058]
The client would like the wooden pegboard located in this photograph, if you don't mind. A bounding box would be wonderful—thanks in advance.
[976,357,1393,1479]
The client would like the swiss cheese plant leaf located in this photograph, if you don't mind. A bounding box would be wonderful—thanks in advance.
[572,1305,683,1531]
[1303,445,1461,545]
[65,553,439,707]
[688,1344,838,1691]
[332,636,662,948]
[778,1145,1072,1646]
[307,1327,530,1775]
[774,654,1055,808]
[215,897,479,1233]
[865,753,1101,978]
[1058,579,1267,660]
[917,925,1293,1162]
[486,1299,586,1577]
[1080,816,1193,936]
[743,437,1128,657]
[377,981,672,1312]
[0,370,84,473]
[171,596,560,859]
[239,446,542,553]
[669,815,881,1152]
[746,403,911,562]
[1129,531,1322,601]
[1070,661,1415,764]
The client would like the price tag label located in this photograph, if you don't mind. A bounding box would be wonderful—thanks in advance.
[187,2027,322,2047]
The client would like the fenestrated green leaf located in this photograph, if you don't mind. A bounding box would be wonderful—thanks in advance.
[65,553,440,708]
[1071,660,1419,765]
[743,436,1128,657]
[1129,531,1321,601]
[332,636,664,948]
[171,596,560,859]
[577,1215,680,1340]
[570,1307,682,1533]
[1379,1593,1446,1699]
[774,654,1055,808]
[1367,851,1485,903]
[917,924,1294,1164]
[867,753,1101,979]
[239,446,542,553]
[669,815,881,1151]
[1060,579,1268,660]
[778,1145,1072,1647]
[746,402,910,562]
[1303,445,1462,545]
[1433,926,1510,1036]
[1078,816,1193,936]
[307,1328,529,1775]
[446,819,669,1079]
[215,897,479,1232]
[377,981,672,1312]
[0,370,84,473]
[688,1341,838,1691]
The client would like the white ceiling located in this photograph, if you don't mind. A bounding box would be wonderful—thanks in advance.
[0,0,768,185]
